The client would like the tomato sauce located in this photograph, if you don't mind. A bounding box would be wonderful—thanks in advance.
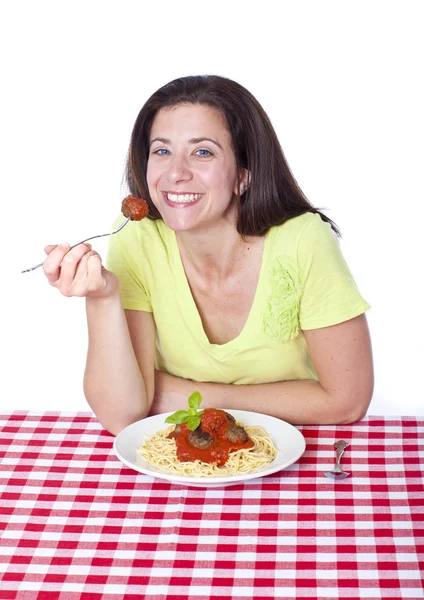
[121,196,149,221]
[167,408,253,466]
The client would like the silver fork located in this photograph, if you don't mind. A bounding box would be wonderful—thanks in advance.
[21,217,131,273]
[324,440,350,480]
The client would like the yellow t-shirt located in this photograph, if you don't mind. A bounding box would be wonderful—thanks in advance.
[106,212,370,385]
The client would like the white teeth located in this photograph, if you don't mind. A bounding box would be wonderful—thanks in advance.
[166,193,202,203]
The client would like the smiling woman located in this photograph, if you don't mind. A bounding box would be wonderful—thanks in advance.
[41,75,373,435]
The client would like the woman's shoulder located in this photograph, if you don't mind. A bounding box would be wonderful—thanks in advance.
[266,212,341,278]
[269,211,332,247]
[276,211,331,235]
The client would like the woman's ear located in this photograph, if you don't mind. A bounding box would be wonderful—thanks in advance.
[234,169,251,196]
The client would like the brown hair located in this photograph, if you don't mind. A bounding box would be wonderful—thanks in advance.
[126,75,340,236]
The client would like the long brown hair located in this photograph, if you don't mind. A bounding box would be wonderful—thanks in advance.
[126,75,340,236]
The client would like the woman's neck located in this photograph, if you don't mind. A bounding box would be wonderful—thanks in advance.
[175,221,253,280]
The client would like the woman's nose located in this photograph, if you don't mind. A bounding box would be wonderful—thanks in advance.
[167,155,192,182]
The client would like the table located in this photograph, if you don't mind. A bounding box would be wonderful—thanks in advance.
[1,412,423,600]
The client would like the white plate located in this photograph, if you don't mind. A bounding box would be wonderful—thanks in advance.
[113,410,306,488]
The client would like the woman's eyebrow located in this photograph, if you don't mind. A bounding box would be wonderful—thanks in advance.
[149,137,222,149]
[190,137,222,149]
[149,137,170,146]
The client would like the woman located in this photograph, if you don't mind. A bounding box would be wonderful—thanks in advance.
[43,75,373,435]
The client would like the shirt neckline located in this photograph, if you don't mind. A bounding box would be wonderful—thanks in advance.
[167,225,273,353]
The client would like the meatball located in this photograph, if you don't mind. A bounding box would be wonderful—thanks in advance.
[187,428,213,450]
[121,196,149,221]
[224,411,236,424]
[226,424,249,444]
[201,408,230,433]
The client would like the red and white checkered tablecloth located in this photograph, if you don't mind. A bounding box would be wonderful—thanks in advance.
[0,412,423,600]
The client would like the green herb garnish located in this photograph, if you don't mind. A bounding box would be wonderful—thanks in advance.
[165,391,204,431]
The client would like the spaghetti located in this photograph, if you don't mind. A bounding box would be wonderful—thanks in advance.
[137,423,278,477]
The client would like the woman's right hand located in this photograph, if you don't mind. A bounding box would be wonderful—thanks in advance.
[42,242,119,299]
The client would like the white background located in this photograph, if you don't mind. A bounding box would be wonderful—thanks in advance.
[1,1,423,415]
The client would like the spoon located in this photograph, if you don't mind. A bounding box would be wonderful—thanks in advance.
[324,440,350,480]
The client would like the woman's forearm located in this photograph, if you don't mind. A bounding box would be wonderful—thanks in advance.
[152,370,366,425]
[83,293,148,435]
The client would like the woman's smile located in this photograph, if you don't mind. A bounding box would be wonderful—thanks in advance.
[162,191,204,207]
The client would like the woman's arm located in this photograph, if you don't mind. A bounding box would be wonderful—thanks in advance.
[42,242,157,436]
[84,300,156,435]
[152,314,374,425]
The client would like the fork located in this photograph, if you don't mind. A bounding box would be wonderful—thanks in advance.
[21,217,131,273]
[324,440,350,480]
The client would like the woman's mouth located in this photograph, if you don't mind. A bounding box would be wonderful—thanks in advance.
[163,192,203,207]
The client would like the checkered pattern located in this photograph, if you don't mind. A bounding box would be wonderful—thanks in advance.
[1,412,423,600]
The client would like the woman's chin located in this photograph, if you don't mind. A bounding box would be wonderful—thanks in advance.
[161,214,200,232]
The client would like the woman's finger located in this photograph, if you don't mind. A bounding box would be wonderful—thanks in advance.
[86,254,105,291]
[58,244,93,292]
[42,242,71,285]
[72,250,101,293]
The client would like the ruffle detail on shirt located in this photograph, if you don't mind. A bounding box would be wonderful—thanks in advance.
[263,256,301,342]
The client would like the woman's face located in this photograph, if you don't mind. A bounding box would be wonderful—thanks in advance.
[147,103,241,233]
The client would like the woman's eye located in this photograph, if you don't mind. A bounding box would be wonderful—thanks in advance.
[195,149,212,157]
[153,149,170,156]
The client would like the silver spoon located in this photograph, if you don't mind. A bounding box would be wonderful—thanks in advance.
[21,217,131,273]
[324,440,350,480]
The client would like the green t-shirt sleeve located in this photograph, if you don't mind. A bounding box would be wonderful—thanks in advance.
[105,216,153,312]
[298,214,370,330]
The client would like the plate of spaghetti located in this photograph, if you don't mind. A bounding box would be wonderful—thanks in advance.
[113,396,305,487]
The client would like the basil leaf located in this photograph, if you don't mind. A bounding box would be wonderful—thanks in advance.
[188,391,202,410]
[186,415,201,431]
[164,392,204,430]
[165,410,190,424]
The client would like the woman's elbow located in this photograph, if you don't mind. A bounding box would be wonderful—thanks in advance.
[98,411,147,437]
[339,386,374,424]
